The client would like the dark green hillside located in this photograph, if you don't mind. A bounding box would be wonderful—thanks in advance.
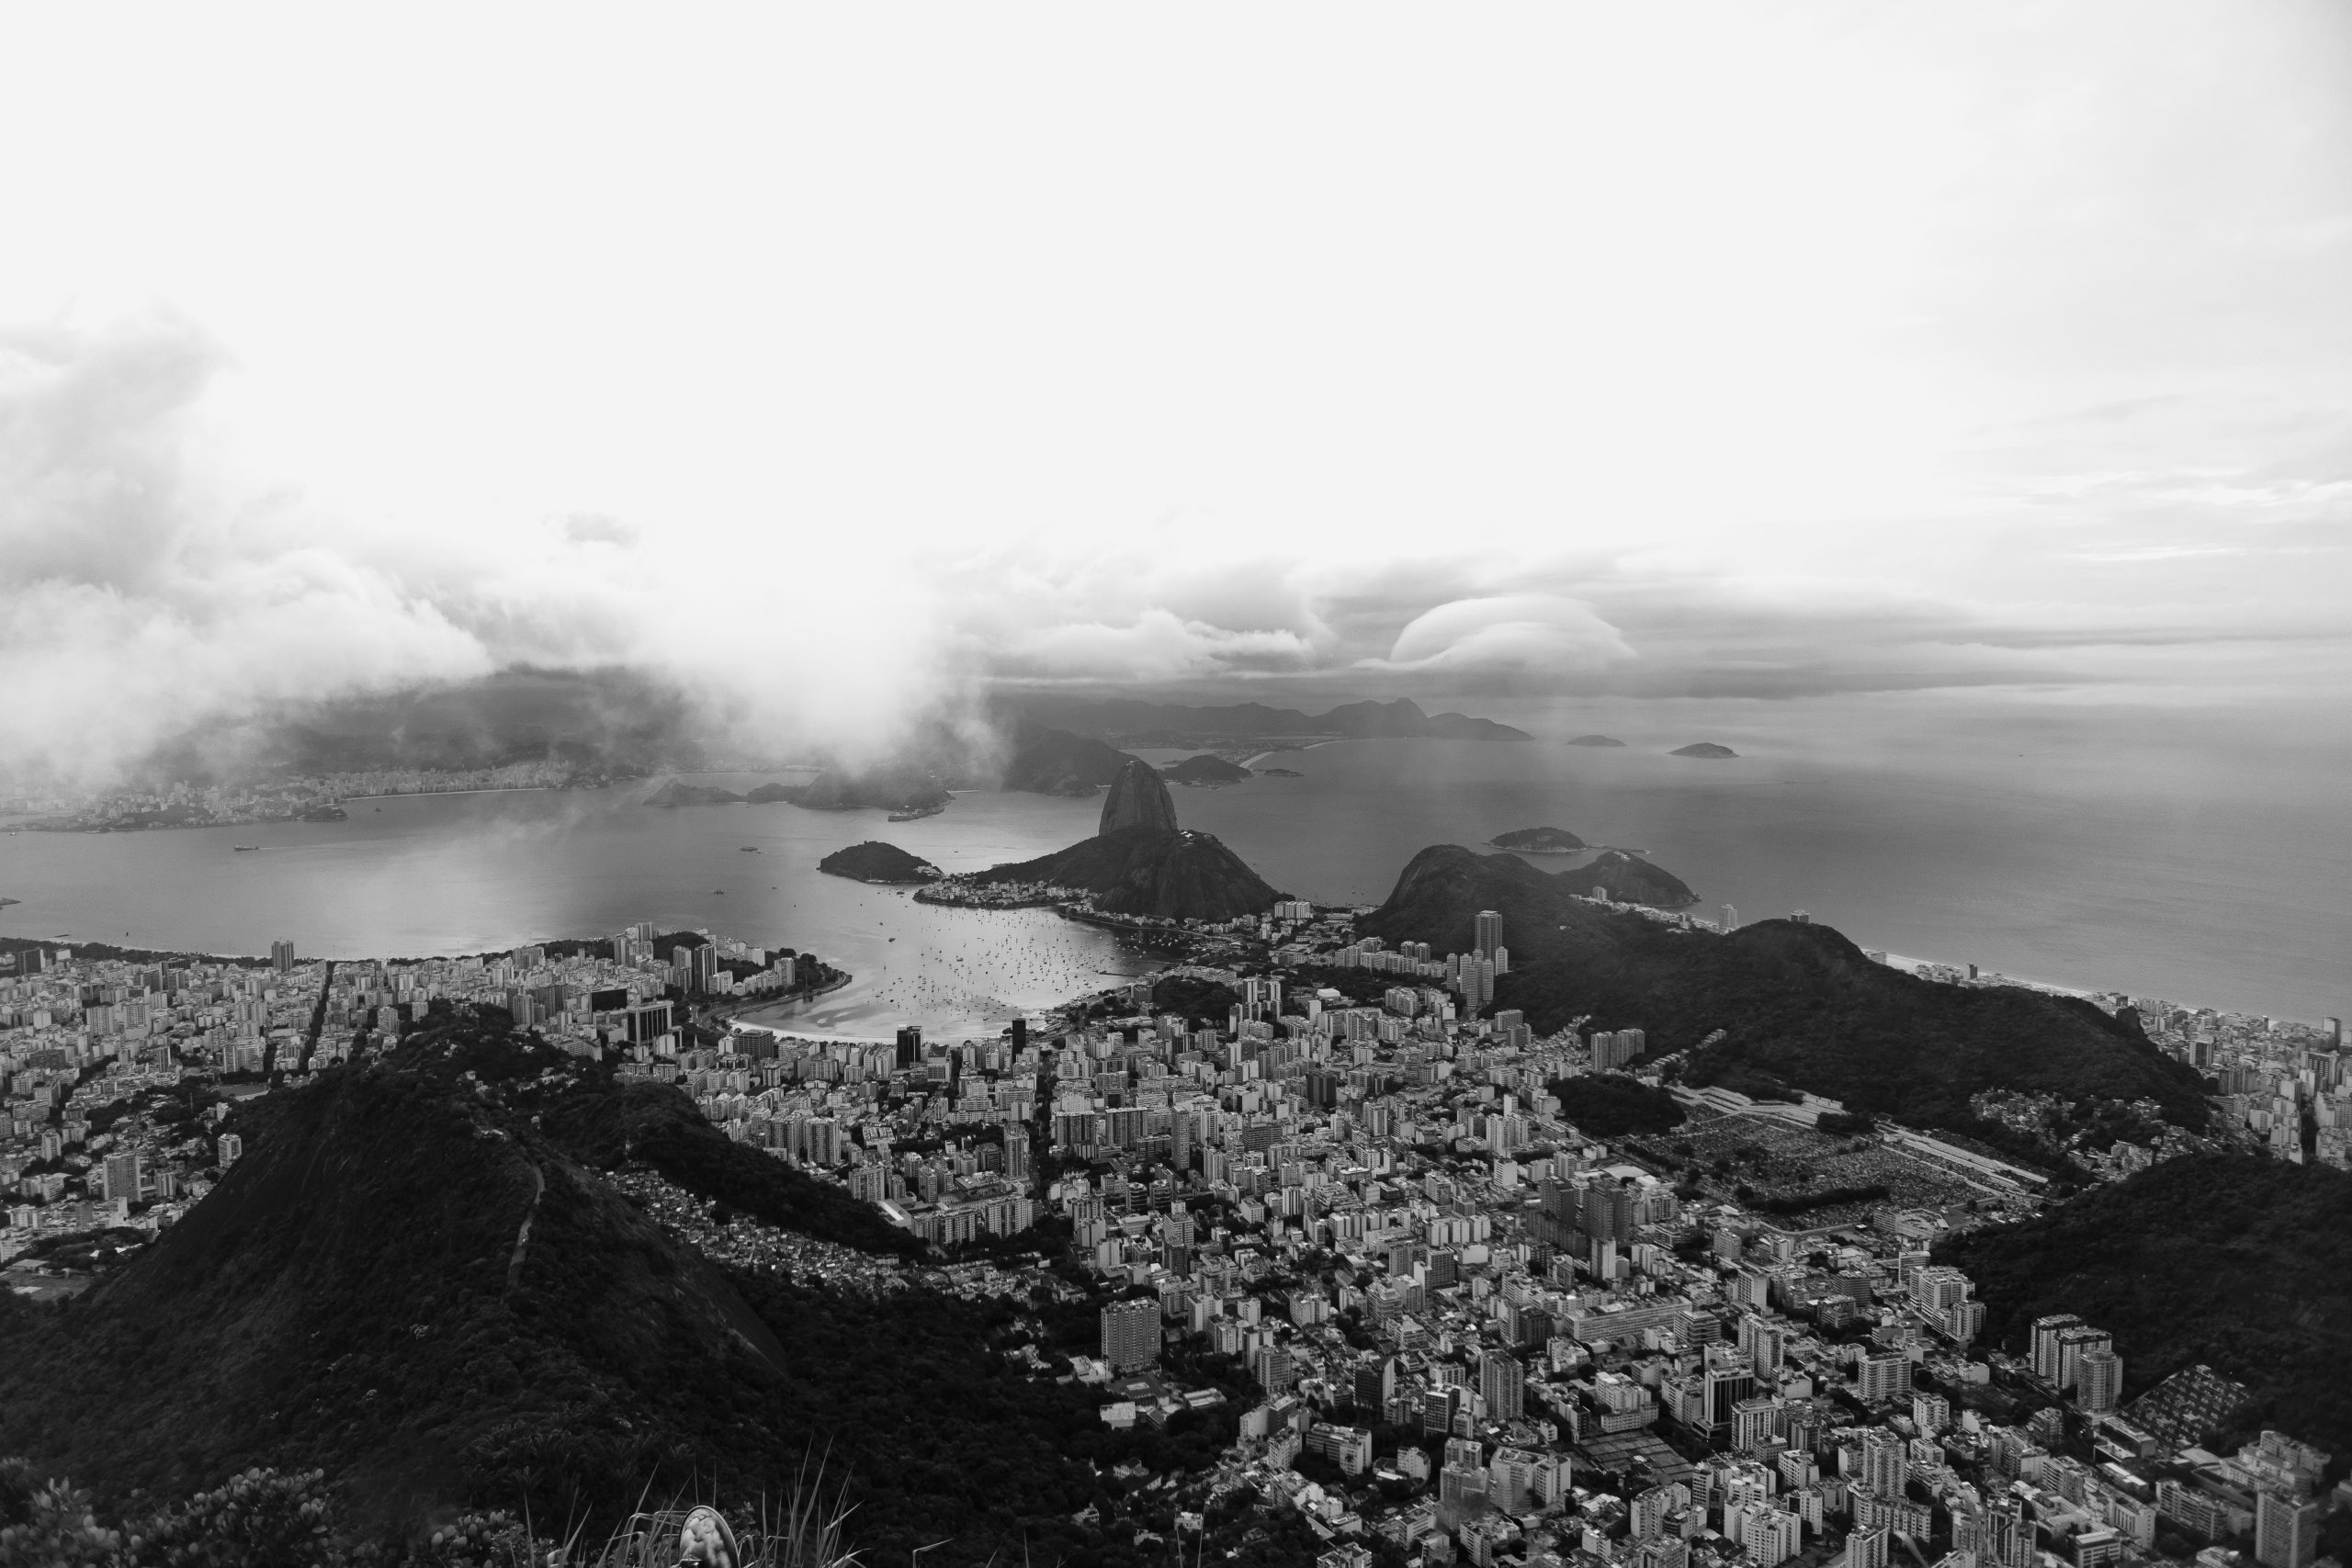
[1360,846,2208,1141]
[1579,849,1699,909]
[0,1021,789,1523]
[1937,1155,2352,1458]
[974,826,1282,922]
[1547,1073,1688,1139]
[817,840,941,883]
[1491,826,1587,852]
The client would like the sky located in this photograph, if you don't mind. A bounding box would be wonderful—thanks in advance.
[2,2,2347,781]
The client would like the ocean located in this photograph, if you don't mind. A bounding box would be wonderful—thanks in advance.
[0,726,2342,1028]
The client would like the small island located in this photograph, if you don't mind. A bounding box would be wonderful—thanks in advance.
[1670,741,1739,759]
[1254,767,1303,777]
[817,841,943,884]
[643,780,745,807]
[1161,753,1252,784]
[1564,734,1626,748]
[1488,826,1588,853]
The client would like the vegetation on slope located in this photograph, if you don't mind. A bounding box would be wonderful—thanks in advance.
[814,840,940,883]
[1936,1154,2352,1460]
[1361,846,2209,1147]
[1490,826,1587,852]
[1578,849,1699,909]
[1544,1074,1688,1139]
[0,1010,1301,1565]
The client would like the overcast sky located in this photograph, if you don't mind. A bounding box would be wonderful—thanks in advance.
[3,3,2347,777]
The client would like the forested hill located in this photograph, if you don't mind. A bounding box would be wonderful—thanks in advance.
[1359,845,2209,1138]
[1936,1155,2352,1460]
[0,1008,1272,1566]
[0,1014,794,1523]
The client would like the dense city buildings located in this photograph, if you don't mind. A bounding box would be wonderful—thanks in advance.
[2,886,2342,1568]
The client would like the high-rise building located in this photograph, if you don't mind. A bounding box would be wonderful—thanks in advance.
[1100,1298,1159,1372]
[1858,1427,1908,1501]
[1741,1508,1801,1568]
[2055,1325,2113,1392]
[1703,1345,1758,1437]
[1480,1349,1524,1422]
[1352,1355,1396,1414]
[1858,1350,1912,1404]
[1721,904,1738,931]
[217,1133,243,1167]
[1848,1527,1891,1568]
[2076,1349,2123,1415]
[2030,1314,2085,1384]
[100,1153,142,1204]
[2256,1491,2322,1568]
[895,1025,924,1070]
[270,940,295,973]
[1475,910,1501,959]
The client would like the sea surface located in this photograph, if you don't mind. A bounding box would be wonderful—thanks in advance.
[0,781,1150,1044]
[1,732,2344,1027]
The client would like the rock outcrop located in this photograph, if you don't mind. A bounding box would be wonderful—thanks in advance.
[1098,758,1181,835]
[972,826,1281,923]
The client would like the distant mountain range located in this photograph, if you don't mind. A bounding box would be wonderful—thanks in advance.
[1002,695,1529,742]
[1357,844,2210,1149]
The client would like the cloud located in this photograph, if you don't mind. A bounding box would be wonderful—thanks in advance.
[0,317,492,784]
[1363,594,1635,675]
[0,316,968,785]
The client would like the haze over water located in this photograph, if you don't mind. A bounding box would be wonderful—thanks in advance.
[1,731,2342,1023]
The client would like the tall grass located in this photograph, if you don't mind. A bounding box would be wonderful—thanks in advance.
[0,1456,864,1568]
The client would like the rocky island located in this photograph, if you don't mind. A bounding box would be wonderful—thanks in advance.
[1488,826,1587,853]
[1670,741,1739,758]
[817,841,943,884]
[1161,753,1252,784]
[1564,734,1626,747]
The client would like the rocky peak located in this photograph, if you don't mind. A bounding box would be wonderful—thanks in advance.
[1098,757,1181,835]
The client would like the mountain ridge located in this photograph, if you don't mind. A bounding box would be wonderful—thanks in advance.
[1358,845,2209,1145]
